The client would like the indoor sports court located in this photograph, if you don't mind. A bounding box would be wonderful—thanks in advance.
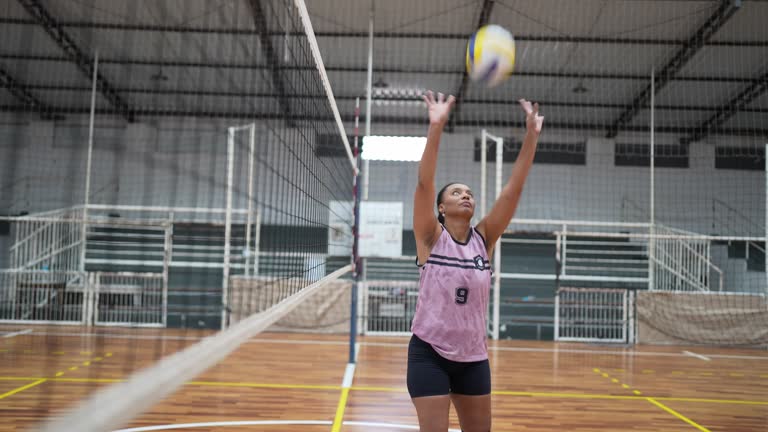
[1,0,767,431]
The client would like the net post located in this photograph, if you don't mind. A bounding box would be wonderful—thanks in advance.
[492,135,503,340]
[253,210,261,276]
[481,130,503,340]
[245,124,256,277]
[561,223,567,277]
[554,232,561,341]
[648,69,656,292]
[350,97,362,364]
[162,213,173,328]
[362,0,374,201]
[480,129,488,218]
[222,127,236,330]
[81,50,98,274]
[765,142,767,296]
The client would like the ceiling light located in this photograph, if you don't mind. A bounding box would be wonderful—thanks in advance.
[362,136,426,161]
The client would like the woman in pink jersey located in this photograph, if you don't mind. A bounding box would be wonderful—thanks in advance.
[409,90,543,431]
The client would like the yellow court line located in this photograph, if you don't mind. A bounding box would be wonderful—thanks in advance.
[0,351,115,385]
[647,397,711,432]
[0,376,765,407]
[593,368,638,395]
[52,377,126,384]
[654,396,768,406]
[612,368,768,378]
[0,379,47,400]
[331,387,350,432]
[0,376,44,381]
[608,353,710,430]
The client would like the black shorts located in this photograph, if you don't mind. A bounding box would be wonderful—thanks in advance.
[407,334,491,398]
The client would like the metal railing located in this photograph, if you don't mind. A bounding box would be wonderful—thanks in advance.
[555,287,634,343]
[0,270,88,324]
[9,207,85,272]
[93,272,166,327]
[651,225,723,292]
[553,221,650,285]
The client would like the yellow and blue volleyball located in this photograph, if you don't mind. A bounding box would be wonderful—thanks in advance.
[466,24,516,88]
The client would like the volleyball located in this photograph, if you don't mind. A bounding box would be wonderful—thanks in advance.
[465,24,516,88]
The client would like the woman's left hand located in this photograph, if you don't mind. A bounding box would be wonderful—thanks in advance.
[518,99,544,135]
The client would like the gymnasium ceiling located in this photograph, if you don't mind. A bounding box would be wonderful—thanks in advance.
[0,0,767,142]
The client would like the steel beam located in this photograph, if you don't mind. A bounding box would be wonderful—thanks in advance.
[606,0,742,138]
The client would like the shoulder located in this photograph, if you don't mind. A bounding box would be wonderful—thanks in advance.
[473,226,488,249]
[472,225,493,258]
[416,225,445,266]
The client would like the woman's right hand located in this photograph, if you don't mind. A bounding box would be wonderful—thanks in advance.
[423,90,456,126]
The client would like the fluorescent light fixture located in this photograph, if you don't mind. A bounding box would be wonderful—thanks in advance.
[362,135,426,161]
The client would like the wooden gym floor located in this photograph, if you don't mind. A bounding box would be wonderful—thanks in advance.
[0,325,766,431]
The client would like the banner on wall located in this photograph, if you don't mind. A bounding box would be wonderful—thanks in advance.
[328,201,353,256]
[359,201,403,258]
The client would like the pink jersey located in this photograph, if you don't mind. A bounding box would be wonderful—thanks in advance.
[411,225,491,362]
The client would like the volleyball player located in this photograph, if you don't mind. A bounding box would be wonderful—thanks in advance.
[408,90,543,431]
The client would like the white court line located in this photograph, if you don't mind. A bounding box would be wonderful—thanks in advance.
[112,420,460,432]
[683,350,712,361]
[1,329,32,338]
[7,331,768,361]
[0,331,204,341]
[345,421,461,431]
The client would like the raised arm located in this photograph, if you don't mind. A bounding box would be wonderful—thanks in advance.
[477,99,544,253]
[414,91,455,253]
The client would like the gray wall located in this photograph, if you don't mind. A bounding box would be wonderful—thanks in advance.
[0,116,764,236]
[364,124,764,236]
[0,116,355,226]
